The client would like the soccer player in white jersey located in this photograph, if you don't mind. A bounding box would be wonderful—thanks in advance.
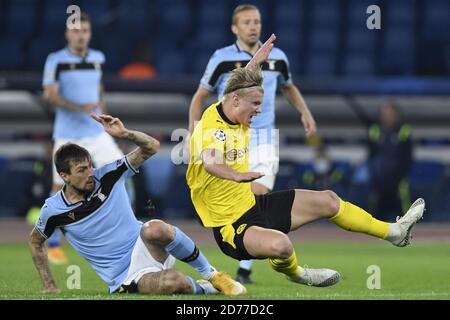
[42,13,125,263]
[188,4,317,283]
[29,114,246,296]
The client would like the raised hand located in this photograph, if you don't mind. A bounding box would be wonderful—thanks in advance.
[91,114,128,139]
[247,33,276,67]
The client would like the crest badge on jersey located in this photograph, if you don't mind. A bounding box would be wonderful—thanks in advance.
[116,159,124,167]
[214,129,226,142]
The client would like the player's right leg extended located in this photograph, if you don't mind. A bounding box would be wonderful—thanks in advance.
[289,189,425,247]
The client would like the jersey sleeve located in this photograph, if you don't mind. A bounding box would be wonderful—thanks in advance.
[276,50,293,88]
[98,51,106,64]
[200,50,222,92]
[42,53,59,87]
[94,155,139,182]
[35,203,55,239]
[197,121,227,157]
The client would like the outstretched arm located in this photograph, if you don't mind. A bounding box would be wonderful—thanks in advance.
[346,96,374,127]
[201,148,264,182]
[246,33,276,68]
[28,228,60,294]
[91,114,160,169]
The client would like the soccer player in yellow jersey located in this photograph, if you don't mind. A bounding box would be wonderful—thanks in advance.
[187,34,425,287]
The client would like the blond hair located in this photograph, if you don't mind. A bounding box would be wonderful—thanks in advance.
[232,4,259,25]
[223,65,264,96]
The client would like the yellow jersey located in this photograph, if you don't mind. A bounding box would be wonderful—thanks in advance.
[186,101,256,227]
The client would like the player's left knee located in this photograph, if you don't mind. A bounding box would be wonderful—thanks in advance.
[322,190,340,218]
[141,219,174,245]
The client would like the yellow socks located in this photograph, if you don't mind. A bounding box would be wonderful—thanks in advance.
[269,251,300,278]
[330,198,390,239]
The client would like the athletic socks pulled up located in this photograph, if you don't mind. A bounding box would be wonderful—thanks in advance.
[165,226,216,280]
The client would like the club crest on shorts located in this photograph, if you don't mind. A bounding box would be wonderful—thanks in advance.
[214,129,226,142]
[236,223,247,235]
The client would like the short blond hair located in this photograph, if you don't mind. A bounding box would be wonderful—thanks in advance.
[223,65,264,96]
[232,4,259,25]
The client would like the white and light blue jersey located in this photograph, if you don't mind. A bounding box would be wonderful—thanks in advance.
[200,41,292,146]
[42,47,105,139]
[35,156,142,293]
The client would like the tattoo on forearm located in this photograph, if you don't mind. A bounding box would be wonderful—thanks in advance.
[29,229,56,288]
[126,130,159,157]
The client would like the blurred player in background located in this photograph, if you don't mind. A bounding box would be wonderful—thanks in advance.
[29,114,245,296]
[187,35,425,288]
[188,4,316,284]
[368,103,412,219]
[350,100,413,219]
[301,144,349,192]
[41,13,124,263]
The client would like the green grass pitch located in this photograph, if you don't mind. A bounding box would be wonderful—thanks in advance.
[1,242,449,300]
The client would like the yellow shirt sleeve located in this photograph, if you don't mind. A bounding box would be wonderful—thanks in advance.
[193,122,228,163]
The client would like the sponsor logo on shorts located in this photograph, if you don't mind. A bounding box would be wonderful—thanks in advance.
[236,224,247,235]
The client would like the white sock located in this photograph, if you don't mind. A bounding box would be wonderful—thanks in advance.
[204,266,218,280]
[385,223,402,242]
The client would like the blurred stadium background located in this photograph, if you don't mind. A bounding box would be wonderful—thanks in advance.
[1,0,450,223]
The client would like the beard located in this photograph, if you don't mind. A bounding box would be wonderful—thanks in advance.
[72,183,94,196]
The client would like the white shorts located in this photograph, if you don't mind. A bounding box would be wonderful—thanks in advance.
[248,144,279,191]
[122,235,176,287]
[52,132,123,185]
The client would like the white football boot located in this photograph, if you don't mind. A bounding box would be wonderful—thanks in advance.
[287,266,341,287]
[389,198,426,247]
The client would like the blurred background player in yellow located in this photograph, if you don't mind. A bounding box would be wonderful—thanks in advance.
[188,4,316,284]
[41,13,124,263]
[368,103,413,219]
[350,100,413,220]
[187,34,425,288]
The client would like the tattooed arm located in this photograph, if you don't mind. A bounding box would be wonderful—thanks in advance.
[91,114,160,169]
[124,130,160,169]
[28,228,60,294]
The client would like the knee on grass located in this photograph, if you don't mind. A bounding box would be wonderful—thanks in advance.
[159,270,191,294]
[138,269,191,294]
